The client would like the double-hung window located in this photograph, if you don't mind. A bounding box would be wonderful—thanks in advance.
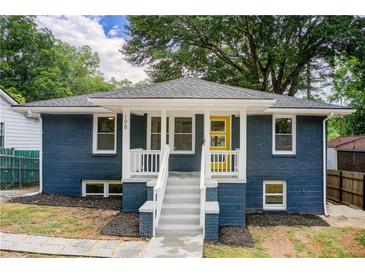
[263,181,287,210]
[0,122,4,148]
[148,115,195,154]
[273,115,296,155]
[150,117,169,150]
[173,117,193,152]
[93,114,117,154]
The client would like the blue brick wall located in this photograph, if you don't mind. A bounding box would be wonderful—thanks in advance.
[246,115,324,214]
[217,183,246,226]
[42,114,147,196]
[205,213,219,241]
[42,114,123,196]
[206,187,218,201]
[122,182,147,212]
[139,212,153,237]
[147,186,153,201]
[131,114,147,149]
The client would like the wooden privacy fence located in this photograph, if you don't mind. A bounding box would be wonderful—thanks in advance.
[0,148,39,189]
[327,169,365,210]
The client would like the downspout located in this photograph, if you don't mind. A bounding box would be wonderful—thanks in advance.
[39,116,43,193]
[323,113,334,216]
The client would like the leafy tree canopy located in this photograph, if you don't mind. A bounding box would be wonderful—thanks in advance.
[0,16,114,102]
[123,16,362,96]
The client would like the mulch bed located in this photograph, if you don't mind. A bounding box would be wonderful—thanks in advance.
[219,227,255,247]
[247,212,329,227]
[100,212,140,237]
[9,193,122,210]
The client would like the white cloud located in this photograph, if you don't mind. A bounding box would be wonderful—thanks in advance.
[35,16,147,83]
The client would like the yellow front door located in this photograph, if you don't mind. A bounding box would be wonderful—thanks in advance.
[210,116,231,171]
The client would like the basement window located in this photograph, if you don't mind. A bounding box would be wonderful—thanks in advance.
[263,181,287,210]
[82,180,122,197]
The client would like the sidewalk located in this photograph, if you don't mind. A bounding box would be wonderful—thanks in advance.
[0,187,39,203]
[0,232,145,258]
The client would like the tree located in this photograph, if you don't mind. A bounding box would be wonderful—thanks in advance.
[329,57,365,136]
[123,16,362,96]
[0,16,114,102]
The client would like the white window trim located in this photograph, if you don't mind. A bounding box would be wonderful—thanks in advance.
[0,122,5,148]
[263,180,287,210]
[92,113,117,154]
[272,114,296,155]
[147,114,195,154]
[82,180,122,197]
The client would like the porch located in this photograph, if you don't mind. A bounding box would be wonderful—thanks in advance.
[121,109,248,181]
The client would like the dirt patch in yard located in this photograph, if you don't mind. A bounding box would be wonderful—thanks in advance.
[247,212,329,227]
[219,227,254,247]
[100,212,140,237]
[10,193,121,210]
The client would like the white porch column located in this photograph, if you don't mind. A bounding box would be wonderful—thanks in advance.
[122,108,131,179]
[239,109,247,181]
[160,110,167,152]
[204,110,211,178]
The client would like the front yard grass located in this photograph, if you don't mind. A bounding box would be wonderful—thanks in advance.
[204,226,365,258]
[0,203,123,240]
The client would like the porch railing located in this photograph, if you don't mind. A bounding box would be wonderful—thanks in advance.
[153,145,171,235]
[209,149,239,176]
[200,144,207,230]
[130,149,161,176]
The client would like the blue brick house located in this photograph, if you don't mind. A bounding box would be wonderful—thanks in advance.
[13,78,352,240]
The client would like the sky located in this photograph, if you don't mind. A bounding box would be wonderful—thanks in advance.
[35,16,147,83]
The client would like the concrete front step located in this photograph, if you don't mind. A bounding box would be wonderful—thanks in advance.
[162,203,200,215]
[167,181,200,188]
[165,186,200,195]
[164,193,200,204]
[156,224,202,234]
[159,214,200,225]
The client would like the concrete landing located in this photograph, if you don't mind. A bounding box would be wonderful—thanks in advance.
[143,233,203,258]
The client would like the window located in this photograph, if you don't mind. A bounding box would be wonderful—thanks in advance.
[93,114,117,154]
[0,122,4,148]
[174,117,193,152]
[150,117,169,150]
[263,181,287,210]
[147,115,195,154]
[82,180,122,197]
[273,115,296,155]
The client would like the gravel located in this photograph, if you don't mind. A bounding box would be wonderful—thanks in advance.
[247,212,329,227]
[100,212,140,237]
[9,193,122,210]
[219,227,255,247]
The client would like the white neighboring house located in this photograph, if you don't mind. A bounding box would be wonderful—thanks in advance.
[0,89,41,151]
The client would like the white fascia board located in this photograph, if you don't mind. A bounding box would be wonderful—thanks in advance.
[11,106,113,114]
[263,108,354,116]
[1,89,18,105]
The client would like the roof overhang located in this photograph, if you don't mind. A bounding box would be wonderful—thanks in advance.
[263,107,354,116]
[11,106,112,114]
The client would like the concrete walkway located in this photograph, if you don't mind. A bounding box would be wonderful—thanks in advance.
[0,187,39,203]
[323,203,365,228]
[0,232,145,258]
[143,233,203,258]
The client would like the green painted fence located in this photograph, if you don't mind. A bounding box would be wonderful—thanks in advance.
[0,148,40,189]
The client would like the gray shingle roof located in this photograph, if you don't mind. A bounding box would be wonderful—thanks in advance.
[17,77,348,109]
